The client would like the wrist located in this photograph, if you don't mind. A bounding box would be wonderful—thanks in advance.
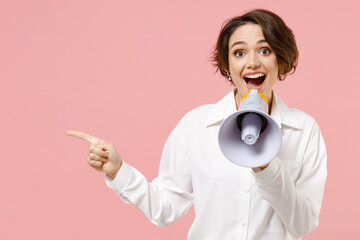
[106,161,123,180]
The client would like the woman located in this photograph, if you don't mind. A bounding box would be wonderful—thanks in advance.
[67,9,327,240]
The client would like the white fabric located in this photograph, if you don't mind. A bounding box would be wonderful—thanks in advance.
[105,90,327,240]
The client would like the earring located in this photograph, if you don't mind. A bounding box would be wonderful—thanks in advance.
[226,72,232,81]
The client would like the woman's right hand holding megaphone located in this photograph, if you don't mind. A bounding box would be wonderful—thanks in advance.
[66,130,123,180]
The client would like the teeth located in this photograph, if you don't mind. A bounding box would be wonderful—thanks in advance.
[244,73,265,79]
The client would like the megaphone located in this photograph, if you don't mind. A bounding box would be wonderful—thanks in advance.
[218,89,282,168]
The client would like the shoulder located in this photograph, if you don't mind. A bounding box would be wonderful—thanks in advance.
[289,108,317,126]
[175,104,214,130]
[273,92,319,131]
[166,104,214,143]
[171,90,236,138]
[280,107,325,144]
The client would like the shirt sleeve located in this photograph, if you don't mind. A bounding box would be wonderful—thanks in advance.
[105,130,194,227]
[252,121,327,238]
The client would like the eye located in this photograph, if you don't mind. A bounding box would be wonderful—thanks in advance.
[234,50,245,57]
[259,48,271,55]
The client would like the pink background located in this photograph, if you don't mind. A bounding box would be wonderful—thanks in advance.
[1,0,358,239]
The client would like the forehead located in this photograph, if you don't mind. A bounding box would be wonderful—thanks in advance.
[228,23,265,47]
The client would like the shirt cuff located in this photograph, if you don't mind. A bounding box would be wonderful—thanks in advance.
[105,161,131,193]
[251,157,282,185]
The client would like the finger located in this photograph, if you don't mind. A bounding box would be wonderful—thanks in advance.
[98,142,112,151]
[66,130,95,144]
[89,145,109,158]
[87,157,103,168]
[89,153,108,163]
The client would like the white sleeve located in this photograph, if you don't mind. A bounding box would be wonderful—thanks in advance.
[105,130,193,227]
[252,121,327,238]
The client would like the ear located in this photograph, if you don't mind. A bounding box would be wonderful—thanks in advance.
[223,67,232,76]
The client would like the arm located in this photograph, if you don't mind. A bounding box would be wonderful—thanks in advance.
[67,130,194,227]
[106,130,193,226]
[252,121,327,237]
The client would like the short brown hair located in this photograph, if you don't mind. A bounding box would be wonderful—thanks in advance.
[212,9,299,82]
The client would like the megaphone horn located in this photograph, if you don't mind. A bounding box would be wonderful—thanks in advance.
[218,89,282,168]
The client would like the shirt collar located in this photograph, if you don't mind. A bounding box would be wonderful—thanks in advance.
[205,89,301,130]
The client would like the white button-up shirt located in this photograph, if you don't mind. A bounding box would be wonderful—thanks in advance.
[106,90,327,240]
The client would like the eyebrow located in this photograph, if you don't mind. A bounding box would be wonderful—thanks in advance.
[230,39,267,49]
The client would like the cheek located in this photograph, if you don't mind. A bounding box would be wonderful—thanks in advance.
[265,60,279,89]
[230,62,246,80]
[272,57,279,75]
[267,60,279,78]
[228,59,237,72]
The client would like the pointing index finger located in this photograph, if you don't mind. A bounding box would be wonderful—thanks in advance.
[66,130,95,143]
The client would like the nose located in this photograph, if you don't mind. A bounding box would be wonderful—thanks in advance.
[246,52,260,69]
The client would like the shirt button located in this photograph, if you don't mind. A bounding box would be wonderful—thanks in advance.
[241,219,247,226]
[242,186,250,193]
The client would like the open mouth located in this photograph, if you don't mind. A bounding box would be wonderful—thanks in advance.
[244,73,266,89]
